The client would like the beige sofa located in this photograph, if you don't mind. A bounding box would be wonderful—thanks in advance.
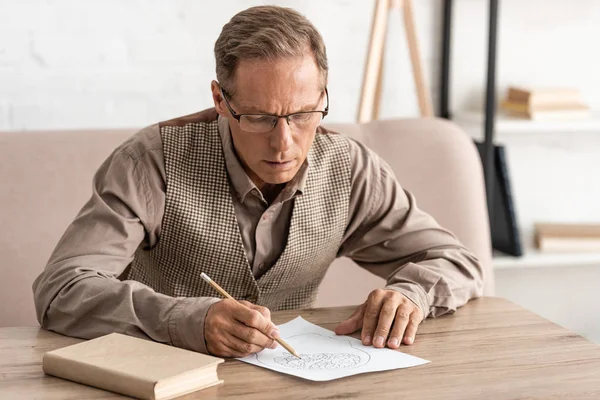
[0,118,493,327]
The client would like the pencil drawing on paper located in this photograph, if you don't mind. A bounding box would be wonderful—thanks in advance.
[256,333,371,370]
[273,353,363,370]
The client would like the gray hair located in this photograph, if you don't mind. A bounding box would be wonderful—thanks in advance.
[214,5,328,95]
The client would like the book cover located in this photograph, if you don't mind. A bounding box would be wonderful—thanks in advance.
[506,86,583,107]
[535,222,600,238]
[42,333,224,400]
[500,100,589,113]
[501,104,590,121]
[535,222,600,252]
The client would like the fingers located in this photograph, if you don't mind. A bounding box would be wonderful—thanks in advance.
[402,309,423,345]
[386,304,412,349]
[231,323,277,351]
[233,301,279,339]
[357,290,424,349]
[231,301,278,352]
[205,300,278,358]
[361,289,386,346]
[226,331,273,357]
[372,298,401,348]
[240,300,272,321]
[334,303,365,335]
[210,334,269,358]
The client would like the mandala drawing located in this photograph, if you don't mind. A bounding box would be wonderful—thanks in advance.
[273,353,362,370]
[255,333,371,371]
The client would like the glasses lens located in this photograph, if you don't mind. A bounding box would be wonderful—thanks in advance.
[239,112,323,133]
[289,112,323,129]
[239,115,277,133]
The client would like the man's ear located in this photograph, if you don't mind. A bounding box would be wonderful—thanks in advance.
[211,80,227,116]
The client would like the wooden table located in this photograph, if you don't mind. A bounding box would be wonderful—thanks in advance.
[2,297,600,399]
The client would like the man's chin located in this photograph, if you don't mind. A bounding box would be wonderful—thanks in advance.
[259,170,298,186]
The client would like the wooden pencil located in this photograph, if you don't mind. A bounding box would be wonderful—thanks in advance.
[200,272,301,359]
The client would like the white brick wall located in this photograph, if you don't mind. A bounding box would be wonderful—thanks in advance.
[0,0,441,130]
[2,0,600,129]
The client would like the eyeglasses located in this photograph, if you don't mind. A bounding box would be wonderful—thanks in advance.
[220,86,329,134]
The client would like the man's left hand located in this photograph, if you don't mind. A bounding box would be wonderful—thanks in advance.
[334,289,424,349]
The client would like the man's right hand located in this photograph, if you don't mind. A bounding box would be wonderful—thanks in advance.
[204,299,280,357]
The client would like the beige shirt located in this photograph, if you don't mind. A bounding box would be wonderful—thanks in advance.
[32,115,484,354]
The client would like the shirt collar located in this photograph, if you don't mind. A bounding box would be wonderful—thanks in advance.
[217,115,309,204]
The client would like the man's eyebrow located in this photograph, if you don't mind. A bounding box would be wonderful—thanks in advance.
[236,104,270,114]
[236,99,321,115]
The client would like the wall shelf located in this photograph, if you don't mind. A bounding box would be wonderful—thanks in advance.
[454,111,600,135]
[493,248,600,270]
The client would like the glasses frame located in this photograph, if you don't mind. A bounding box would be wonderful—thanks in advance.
[219,86,329,133]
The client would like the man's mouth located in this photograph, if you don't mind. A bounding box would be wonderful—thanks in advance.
[265,160,294,169]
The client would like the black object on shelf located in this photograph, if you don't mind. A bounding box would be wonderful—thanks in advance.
[440,0,453,120]
[474,142,523,257]
[440,0,522,255]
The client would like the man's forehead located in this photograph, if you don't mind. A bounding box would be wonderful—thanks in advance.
[230,86,323,114]
[228,55,324,111]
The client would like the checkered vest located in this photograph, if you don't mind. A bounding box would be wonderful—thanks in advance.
[128,113,351,310]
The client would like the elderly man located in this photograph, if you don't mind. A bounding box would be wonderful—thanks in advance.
[33,5,483,358]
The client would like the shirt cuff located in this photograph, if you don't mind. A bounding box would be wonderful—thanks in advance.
[168,297,221,354]
[384,283,430,319]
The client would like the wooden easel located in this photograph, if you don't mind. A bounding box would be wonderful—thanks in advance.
[357,0,434,123]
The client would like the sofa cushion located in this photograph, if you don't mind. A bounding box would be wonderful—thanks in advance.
[0,118,492,326]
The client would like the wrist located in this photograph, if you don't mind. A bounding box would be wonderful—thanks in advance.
[168,297,221,354]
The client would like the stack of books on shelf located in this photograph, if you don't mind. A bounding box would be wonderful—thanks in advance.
[501,86,590,121]
[535,222,600,253]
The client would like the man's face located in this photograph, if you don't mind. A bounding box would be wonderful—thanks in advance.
[212,54,325,190]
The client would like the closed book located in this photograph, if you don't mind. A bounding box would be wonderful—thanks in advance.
[42,333,224,400]
[500,100,590,120]
[535,222,600,238]
[535,223,600,252]
[506,86,583,107]
[536,236,600,253]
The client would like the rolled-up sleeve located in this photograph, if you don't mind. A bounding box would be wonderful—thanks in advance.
[338,139,484,318]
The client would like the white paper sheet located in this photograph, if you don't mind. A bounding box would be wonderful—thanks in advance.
[237,316,429,381]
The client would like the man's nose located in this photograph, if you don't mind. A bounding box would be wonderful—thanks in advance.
[269,118,293,152]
